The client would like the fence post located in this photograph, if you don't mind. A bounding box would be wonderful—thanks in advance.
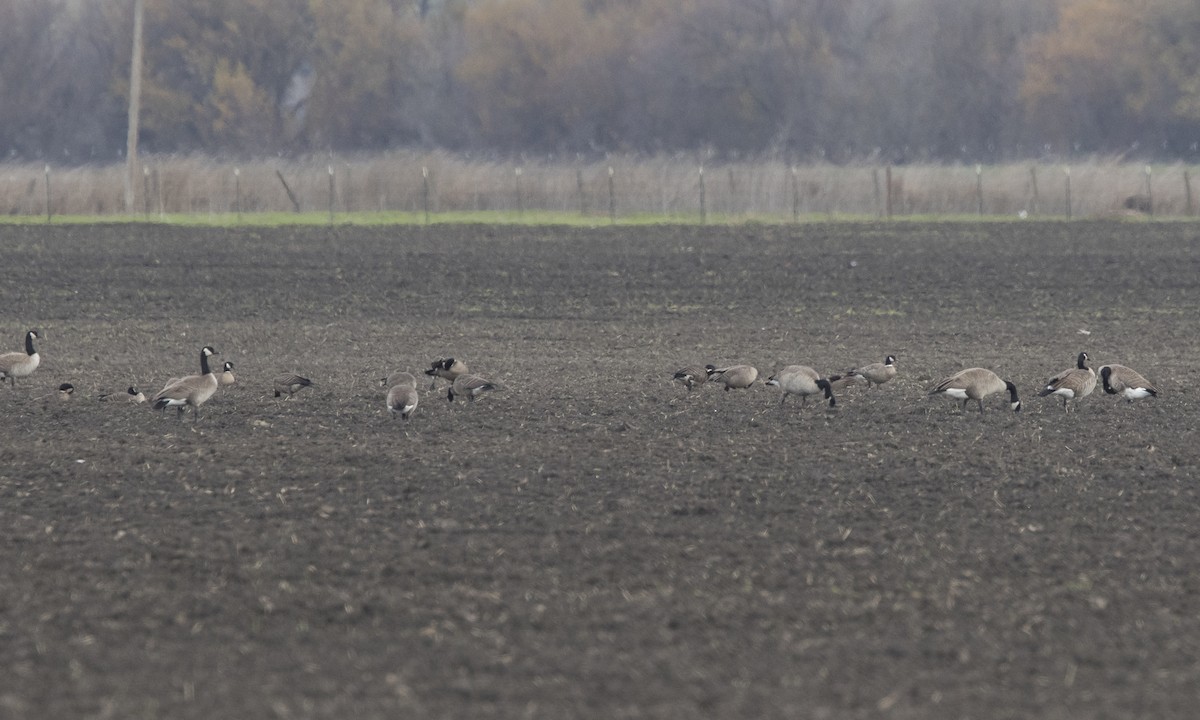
[422,166,430,224]
[608,166,616,224]
[1029,165,1039,215]
[515,167,523,218]
[1185,169,1193,216]
[1064,166,1072,221]
[872,168,882,219]
[791,166,800,222]
[698,166,706,225]
[1144,165,1153,216]
[44,165,51,223]
[885,166,893,220]
[975,164,984,216]
[327,165,335,223]
[234,167,242,222]
[143,166,151,218]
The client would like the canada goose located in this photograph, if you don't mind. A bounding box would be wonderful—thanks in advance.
[273,373,314,399]
[387,384,420,420]
[425,357,468,390]
[1098,364,1158,401]
[447,373,497,403]
[1038,351,1096,412]
[765,365,835,407]
[99,386,146,404]
[218,361,236,386]
[928,368,1022,413]
[707,364,759,391]
[0,329,41,388]
[673,364,715,391]
[152,346,219,421]
[848,355,897,388]
[57,383,75,401]
[826,373,868,391]
[379,371,418,391]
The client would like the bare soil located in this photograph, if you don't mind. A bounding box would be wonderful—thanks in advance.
[1,221,1199,719]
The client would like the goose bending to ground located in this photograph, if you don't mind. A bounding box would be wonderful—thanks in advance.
[847,355,897,389]
[387,384,420,420]
[448,373,497,403]
[707,365,759,391]
[928,368,1022,413]
[1038,352,1096,412]
[273,373,314,399]
[153,346,219,421]
[57,383,75,401]
[0,329,41,388]
[1098,364,1157,401]
[379,371,418,391]
[826,373,868,391]
[100,386,146,404]
[218,361,237,386]
[673,364,715,392]
[425,357,467,390]
[765,365,835,408]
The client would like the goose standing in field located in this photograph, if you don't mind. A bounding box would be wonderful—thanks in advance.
[1038,351,1096,412]
[218,361,237,386]
[1098,364,1158,401]
[707,364,759,392]
[57,383,75,402]
[379,371,418,391]
[386,383,420,421]
[673,364,715,392]
[0,329,41,388]
[847,355,897,389]
[273,373,314,399]
[447,373,497,403]
[425,357,468,390]
[765,365,835,408]
[152,346,219,421]
[928,368,1022,413]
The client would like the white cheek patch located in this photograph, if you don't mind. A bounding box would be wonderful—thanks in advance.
[943,388,969,400]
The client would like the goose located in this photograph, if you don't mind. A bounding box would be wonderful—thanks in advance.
[826,372,868,391]
[0,329,41,388]
[707,364,759,391]
[425,357,467,390]
[1097,364,1157,401]
[386,383,420,420]
[379,371,418,391]
[1038,352,1096,412]
[928,368,1022,413]
[673,364,715,391]
[99,386,146,404]
[765,365,835,407]
[273,373,314,399]
[152,346,219,421]
[447,373,496,403]
[57,383,75,401]
[847,355,897,388]
[218,361,236,386]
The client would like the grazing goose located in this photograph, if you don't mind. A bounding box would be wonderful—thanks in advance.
[425,357,468,390]
[99,386,146,404]
[218,361,237,386]
[386,383,420,420]
[765,365,835,408]
[928,368,1022,413]
[152,346,219,421]
[707,364,759,391]
[447,373,497,403]
[673,364,715,391]
[826,372,868,391]
[1098,364,1158,401]
[1038,352,1096,412]
[273,373,314,399]
[0,329,41,388]
[848,355,897,388]
[57,383,75,401]
[379,371,418,391]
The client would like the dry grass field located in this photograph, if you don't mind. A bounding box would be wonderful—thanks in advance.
[1,220,1199,718]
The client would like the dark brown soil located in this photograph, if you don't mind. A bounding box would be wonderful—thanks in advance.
[1,221,1199,719]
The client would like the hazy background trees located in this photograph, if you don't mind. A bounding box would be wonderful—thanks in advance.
[3,0,1199,163]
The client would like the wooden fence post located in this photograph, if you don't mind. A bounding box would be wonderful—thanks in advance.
[608,166,616,224]
[1144,165,1153,216]
[791,166,800,222]
[515,167,524,218]
[422,166,430,224]
[142,166,151,218]
[1029,165,1039,215]
[885,166,893,220]
[44,165,51,223]
[327,165,335,223]
[1064,167,1072,221]
[234,167,242,222]
[872,168,882,219]
[975,164,984,216]
[576,168,586,217]
[698,166,706,225]
[1185,170,1193,216]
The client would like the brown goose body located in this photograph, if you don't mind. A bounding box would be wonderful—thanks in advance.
[425,357,468,390]
[928,367,1022,413]
[380,371,418,391]
[848,355,897,388]
[447,373,497,403]
[1098,364,1157,401]
[765,365,835,408]
[673,364,714,391]
[1038,352,1096,412]
[708,364,759,391]
[0,329,41,388]
[273,373,314,399]
[153,346,219,421]
[218,361,237,386]
[386,383,420,420]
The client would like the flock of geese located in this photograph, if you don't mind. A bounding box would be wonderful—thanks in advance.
[0,329,497,423]
[0,328,1160,422]
[675,351,1158,413]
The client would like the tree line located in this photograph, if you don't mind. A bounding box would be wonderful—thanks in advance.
[2,0,1200,163]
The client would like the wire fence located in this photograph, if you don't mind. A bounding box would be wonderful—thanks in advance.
[2,151,1195,221]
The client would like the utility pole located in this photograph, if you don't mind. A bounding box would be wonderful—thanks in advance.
[125,0,144,213]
